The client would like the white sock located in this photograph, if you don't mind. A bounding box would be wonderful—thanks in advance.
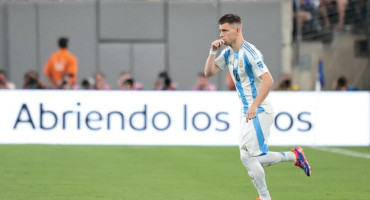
[240,150,271,200]
[257,151,296,167]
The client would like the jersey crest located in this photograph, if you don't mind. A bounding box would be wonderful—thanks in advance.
[257,61,263,68]
[233,59,238,69]
[239,57,244,68]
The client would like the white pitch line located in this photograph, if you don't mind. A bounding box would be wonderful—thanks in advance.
[313,147,370,159]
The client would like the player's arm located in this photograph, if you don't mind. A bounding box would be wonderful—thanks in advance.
[204,39,224,77]
[246,72,274,122]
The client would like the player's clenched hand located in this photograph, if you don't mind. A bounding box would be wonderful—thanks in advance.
[211,39,225,51]
[246,105,257,123]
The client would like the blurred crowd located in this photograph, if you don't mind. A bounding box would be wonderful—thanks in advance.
[0,68,221,91]
[2,0,367,94]
[0,67,357,92]
[293,0,368,42]
[0,38,219,91]
[0,36,359,91]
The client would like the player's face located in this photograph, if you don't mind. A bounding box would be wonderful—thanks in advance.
[219,23,238,45]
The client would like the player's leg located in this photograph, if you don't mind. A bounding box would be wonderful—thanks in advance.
[240,150,271,200]
[257,151,296,167]
[240,112,273,157]
[258,147,311,176]
[251,112,297,166]
[253,112,311,175]
[239,114,272,200]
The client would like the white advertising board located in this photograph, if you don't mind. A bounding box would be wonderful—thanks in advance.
[0,90,368,146]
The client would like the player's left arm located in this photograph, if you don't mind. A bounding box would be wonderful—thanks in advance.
[246,72,274,122]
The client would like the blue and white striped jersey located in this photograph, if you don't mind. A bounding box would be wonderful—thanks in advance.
[215,40,273,116]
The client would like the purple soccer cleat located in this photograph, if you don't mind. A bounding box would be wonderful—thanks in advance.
[292,147,311,176]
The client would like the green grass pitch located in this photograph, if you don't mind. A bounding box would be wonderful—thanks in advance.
[0,145,369,200]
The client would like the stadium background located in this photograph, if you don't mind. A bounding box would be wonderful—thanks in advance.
[0,0,369,90]
[0,0,369,199]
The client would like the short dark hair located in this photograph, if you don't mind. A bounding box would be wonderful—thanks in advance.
[337,76,348,87]
[58,37,68,48]
[159,71,169,79]
[124,79,134,86]
[218,14,241,25]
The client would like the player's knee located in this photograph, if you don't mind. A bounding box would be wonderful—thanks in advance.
[240,150,252,167]
[240,150,247,164]
[247,167,265,180]
[247,171,256,180]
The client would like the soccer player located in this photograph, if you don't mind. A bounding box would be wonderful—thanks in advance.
[204,14,311,200]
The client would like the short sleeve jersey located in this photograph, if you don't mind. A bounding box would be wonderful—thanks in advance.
[215,40,273,116]
[44,49,78,84]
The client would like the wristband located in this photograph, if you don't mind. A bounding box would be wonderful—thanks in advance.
[209,48,217,55]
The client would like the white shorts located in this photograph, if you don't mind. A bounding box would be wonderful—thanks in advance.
[239,112,274,156]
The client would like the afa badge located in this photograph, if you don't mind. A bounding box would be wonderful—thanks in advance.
[233,60,238,68]
[239,59,243,68]
[257,61,264,68]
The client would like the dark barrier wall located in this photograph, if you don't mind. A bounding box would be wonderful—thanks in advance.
[1,0,286,90]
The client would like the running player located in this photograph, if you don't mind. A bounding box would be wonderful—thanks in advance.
[204,13,311,200]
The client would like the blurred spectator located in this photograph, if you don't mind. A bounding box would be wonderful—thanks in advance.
[320,0,348,29]
[293,0,314,33]
[44,37,78,89]
[22,70,46,89]
[226,72,236,90]
[192,73,217,91]
[117,71,143,90]
[154,71,177,90]
[0,70,16,89]
[332,76,348,90]
[332,75,358,90]
[122,79,135,90]
[275,74,300,91]
[93,71,111,90]
[59,73,79,90]
[80,77,94,90]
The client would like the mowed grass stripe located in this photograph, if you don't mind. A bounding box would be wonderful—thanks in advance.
[0,145,369,200]
[313,146,370,159]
